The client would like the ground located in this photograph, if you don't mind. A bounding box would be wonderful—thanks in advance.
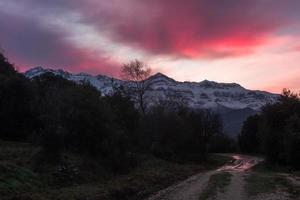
[0,140,228,200]
[1,140,300,200]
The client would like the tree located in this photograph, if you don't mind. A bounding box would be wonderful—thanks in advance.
[105,89,140,138]
[121,60,151,116]
[0,50,17,75]
[0,51,35,141]
[184,110,223,159]
[238,115,261,154]
[239,89,300,168]
[139,106,223,162]
[209,133,236,153]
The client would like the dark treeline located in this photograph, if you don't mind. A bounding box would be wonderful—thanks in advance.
[0,52,234,173]
[239,89,300,169]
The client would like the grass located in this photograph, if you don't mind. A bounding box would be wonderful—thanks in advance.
[252,161,294,173]
[245,171,300,198]
[199,172,232,200]
[0,140,231,200]
[0,162,42,198]
[0,140,37,166]
[245,172,285,196]
[252,161,300,178]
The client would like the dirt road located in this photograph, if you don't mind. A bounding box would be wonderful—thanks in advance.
[145,154,263,200]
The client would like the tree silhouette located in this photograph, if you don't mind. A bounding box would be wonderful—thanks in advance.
[121,60,151,116]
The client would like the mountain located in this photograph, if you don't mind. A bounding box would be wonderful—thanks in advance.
[25,67,279,137]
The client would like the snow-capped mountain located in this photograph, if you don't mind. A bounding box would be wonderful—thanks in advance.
[25,67,280,138]
[25,67,278,111]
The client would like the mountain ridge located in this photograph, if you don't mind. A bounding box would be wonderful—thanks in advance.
[25,66,279,111]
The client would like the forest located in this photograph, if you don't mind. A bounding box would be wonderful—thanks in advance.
[0,51,235,170]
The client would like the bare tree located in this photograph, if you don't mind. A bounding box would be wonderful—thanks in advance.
[121,60,151,116]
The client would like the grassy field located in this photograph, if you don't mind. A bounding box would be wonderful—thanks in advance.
[0,140,230,200]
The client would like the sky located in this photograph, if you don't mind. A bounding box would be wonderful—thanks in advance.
[0,0,300,93]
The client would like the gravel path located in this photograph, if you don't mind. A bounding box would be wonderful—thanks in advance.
[216,172,247,200]
[145,154,263,200]
[146,171,215,200]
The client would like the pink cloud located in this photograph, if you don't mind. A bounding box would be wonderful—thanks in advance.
[85,0,296,58]
[1,0,300,90]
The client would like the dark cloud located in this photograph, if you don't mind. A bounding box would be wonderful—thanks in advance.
[0,11,119,76]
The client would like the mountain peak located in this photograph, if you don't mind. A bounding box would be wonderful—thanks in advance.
[25,66,71,79]
[148,72,176,83]
[153,72,165,76]
[151,72,169,78]
[25,66,47,78]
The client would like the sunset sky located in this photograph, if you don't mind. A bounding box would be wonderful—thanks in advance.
[0,0,300,93]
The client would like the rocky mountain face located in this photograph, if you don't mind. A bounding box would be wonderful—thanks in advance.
[25,67,279,138]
